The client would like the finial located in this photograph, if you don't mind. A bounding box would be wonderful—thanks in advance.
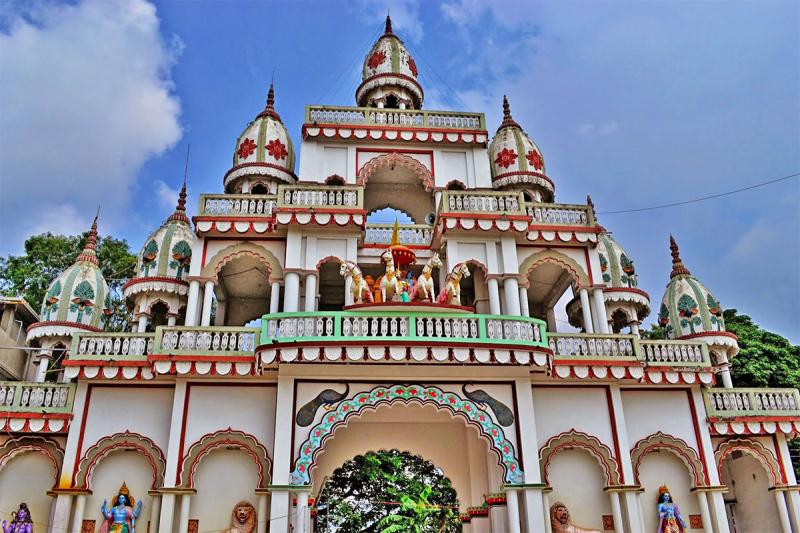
[257,81,281,121]
[586,195,594,209]
[168,180,190,223]
[390,217,400,246]
[76,210,100,266]
[669,235,691,278]
[385,13,393,35]
[497,95,521,132]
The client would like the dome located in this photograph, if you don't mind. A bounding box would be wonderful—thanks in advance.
[123,182,196,299]
[658,236,733,342]
[597,227,651,319]
[355,15,423,109]
[29,216,111,339]
[224,84,296,192]
[489,97,554,201]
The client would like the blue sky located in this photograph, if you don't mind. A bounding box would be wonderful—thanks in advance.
[1,0,798,341]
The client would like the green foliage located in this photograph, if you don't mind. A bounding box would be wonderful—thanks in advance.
[315,450,460,533]
[0,232,136,331]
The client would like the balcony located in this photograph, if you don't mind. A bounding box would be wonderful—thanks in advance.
[364,223,433,246]
[441,190,526,215]
[0,381,75,413]
[704,387,800,436]
[277,184,363,210]
[526,201,595,227]
[198,193,277,217]
[155,326,259,357]
[305,105,486,131]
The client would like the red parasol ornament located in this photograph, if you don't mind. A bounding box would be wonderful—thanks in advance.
[387,219,416,267]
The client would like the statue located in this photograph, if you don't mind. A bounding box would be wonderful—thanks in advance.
[437,262,471,305]
[99,482,142,533]
[2,503,33,533]
[411,253,442,302]
[656,486,687,533]
[339,261,373,304]
[222,501,256,533]
[550,502,602,533]
[379,248,401,302]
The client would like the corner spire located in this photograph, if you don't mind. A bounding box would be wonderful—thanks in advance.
[167,180,190,223]
[669,235,691,278]
[384,14,393,35]
[76,211,100,266]
[497,95,521,132]
[257,82,282,121]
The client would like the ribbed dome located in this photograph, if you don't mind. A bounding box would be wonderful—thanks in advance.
[356,15,423,109]
[489,97,553,201]
[224,84,296,192]
[598,229,640,289]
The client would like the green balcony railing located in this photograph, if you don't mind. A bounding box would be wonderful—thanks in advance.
[548,333,711,368]
[0,381,76,413]
[261,311,548,348]
[306,105,486,131]
[704,388,800,418]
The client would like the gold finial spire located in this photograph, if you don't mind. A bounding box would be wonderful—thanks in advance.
[390,217,400,246]
[669,235,691,278]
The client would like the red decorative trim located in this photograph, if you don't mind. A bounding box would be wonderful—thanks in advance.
[715,437,783,486]
[676,331,739,341]
[178,428,271,489]
[630,432,706,487]
[315,255,345,270]
[123,276,189,291]
[74,430,166,489]
[686,390,712,485]
[357,152,434,191]
[605,387,625,484]
[304,124,488,144]
[356,147,435,179]
[773,434,790,485]
[27,321,102,333]
[584,248,595,285]
[539,429,621,485]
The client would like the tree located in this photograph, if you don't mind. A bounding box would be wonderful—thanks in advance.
[0,232,137,331]
[315,450,460,533]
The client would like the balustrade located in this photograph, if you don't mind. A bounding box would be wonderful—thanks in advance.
[72,333,154,358]
[306,105,485,130]
[640,339,708,365]
[441,191,524,214]
[548,333,709,367]
[198,194,276,217]
[549,334,636,358]
[277,185,362,209]
[704,388,800,417]
[364,223,433,245]
[527,202,593,226]
[0,381,75,413]
[157,327,258,355]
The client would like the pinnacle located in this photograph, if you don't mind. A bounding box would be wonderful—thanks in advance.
[385,14,393,35]
[497,95,521,132]
[257,82,282,121]
[76,213,100,266]
[669,235,691,278]
[168,180,190,223]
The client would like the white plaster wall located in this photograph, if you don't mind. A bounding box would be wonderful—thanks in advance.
[720,453,782,533]
[621,390,699,451]
[638,451,700,531]
[532,387,614,448]
[548,449,611,531]
[451,241,491,272]
[191,449,261,532]
[322,146,348,178]
[84,450,156,533]
[309,238,349,269]
[183,385,277,458]
[0,452,55,531]
[439,151,469,186]
[81,386,173,458]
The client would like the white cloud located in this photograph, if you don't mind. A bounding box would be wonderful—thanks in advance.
[154,179,179,212]
[578,121,619,137]
[22,203,93,239]
[0,0,182,254]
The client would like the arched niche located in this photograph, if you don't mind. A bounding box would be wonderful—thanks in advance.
[358,153,435,224]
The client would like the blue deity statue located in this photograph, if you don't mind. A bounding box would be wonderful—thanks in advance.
[2,503,33,533]
[99,483,142,533]
[656,486,687,533]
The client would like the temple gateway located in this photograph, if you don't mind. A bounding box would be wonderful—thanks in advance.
[1,16,798,533]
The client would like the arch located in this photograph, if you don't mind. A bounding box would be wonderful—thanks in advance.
[519,249,590,288]
[630,432,706,487]
[357,153,434,192]
[539,430,621,486]
[178,428,271,489]
[315,255,345,271]
[74,431,166,489]
[147,298,171,315]
[291,384,523,486]
[201,242,284,281]
[0,436,63,482]
[715,438,784,487]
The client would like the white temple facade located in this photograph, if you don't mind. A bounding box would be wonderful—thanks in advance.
[2,17,799,533]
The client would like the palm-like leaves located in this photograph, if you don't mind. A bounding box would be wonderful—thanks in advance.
[141,240,159,275]
[170,240,192,279]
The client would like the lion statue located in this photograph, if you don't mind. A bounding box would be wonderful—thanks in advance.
[550,501,603,533]
[223,501,257,533]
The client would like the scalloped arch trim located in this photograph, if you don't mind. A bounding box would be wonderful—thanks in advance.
[539,429,621,486]
[519,250,589,288]
[74,431,166,490]
[0,436,63,484]
[630,432,707,487]
[715,438,784,487]
[178,428,271,488]
[357,153,434,192]
[291,384,523,486]
[201,242,284,281]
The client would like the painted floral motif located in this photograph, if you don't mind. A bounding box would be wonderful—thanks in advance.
[237,138,256,159]
[620,254,637,287]
[43,280,61,319]
[599,253,611,283]
[266,138,288,160]
[494,148,518,168]
[658,303,671,331]
[526,149,544,171]
[407,56,418,77]
[141,239,158,276]
[170,240,192,279]
[291,384,523,485]
[70,280,95,323]
[677,293,701,334]
[707,293,724,331]
[368,50,386,70]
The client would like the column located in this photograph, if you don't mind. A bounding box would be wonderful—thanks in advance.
[69,494,86,533]
[505,489,522,533]
[178,493,192,533]
[578,288,594,334]
[49,494,72,533]
[487,278,501,315]
[270,376,296,532]
[503,277,521,316]
[296,490,310,533]
[159,381,189,533]
[200,280,215,326]
[194,284,203,326]
[148,493,162,533]
[256,491,269,533]
[775,490,793,533]
[715,351,733,388]
[487,499,505,532]
[519,286,530,317]
[137,313,148,333]
[344,275,354,306]
[607,491,625,533]
[629,321,640,337]
[304,274,318,312]
[542,491,552,533]
[592,288,609,334]
[695,490,713,533]
[34,349,50,383]
[284,272,301,313]
[270,282,282,314]
[607,386,643,530]
[546,308,557,333]
[184,279,201,326]
[514,379,548,533]
[167,314,177,327]
[775,433,800,530]
[214,300,226,326]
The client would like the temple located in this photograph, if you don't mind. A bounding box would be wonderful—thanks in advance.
[2,16,799,533]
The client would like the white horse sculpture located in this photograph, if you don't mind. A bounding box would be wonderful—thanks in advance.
[437,262,471,305]
[339,261,373,304]
[411,253,442,302]
[379,249,401,302]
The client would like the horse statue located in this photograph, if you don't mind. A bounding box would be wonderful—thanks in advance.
[410,253,442,302]
[339,261,373,304]
[437,262,471,305]
[379,249,401,302]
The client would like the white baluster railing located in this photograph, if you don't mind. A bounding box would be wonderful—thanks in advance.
[199,194,277,217]
[158,327,258,355]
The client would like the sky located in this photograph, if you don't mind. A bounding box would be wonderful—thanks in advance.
[0,0,798,341]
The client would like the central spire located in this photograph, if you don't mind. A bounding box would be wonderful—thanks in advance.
[384,14,393,35]
[669,235,692,278]
[76,213,100,266]
[257,82,282,121]
[497,95,521,132]
[168,180,190,223]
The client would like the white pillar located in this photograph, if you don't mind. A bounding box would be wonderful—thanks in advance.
[159,494,176,533]
[304,274,318,312]
[542,491,552,533]
[607,386,643,531]
[69,494,86,533]
[776,490,793,533]
[167,314,177,327]
[148,494,162,533]
[592,288,609,333]
[695,490,713,533]
[137,313,148,333]
[296,491,310,533]
[707,491,731,533]
[270,282,281,314]
[503,277,521,316]
[185,280,201,326]
[505,490,521,533]
[200,280,215,326]
[34,350,50,383]
[514,379,548,533]
[284,272,301,312]
[719,369,734,388]
[487,278,501,315]
[159,380,188,533]
[178,493,192,533]
[629,321,640,336]
[49,494,73,533]
[344,275,354,306]
[257,492,269,533]
[488,501,505,532]
[270,376,296,533]
[578,288,594,334]
[546,308,557,332]
[519,287,530,317]
[608,491,625,533]
[776,432,800,531]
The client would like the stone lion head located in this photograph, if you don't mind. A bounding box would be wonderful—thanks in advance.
[230,501,256,532]
[550,501,570,525]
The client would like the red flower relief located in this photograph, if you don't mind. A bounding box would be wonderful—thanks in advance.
[368,50,386,70]
[407,56,418,77]
[494,148,518,168]
[266,138,288,160]
[237,138,256,159]
[526,149,544,170]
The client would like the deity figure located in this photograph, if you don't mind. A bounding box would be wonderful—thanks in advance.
[549,502,602,533]
[222,501,257,533]
[656,486,687,533]
[99,483,142,533]
[2,503,33,533]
